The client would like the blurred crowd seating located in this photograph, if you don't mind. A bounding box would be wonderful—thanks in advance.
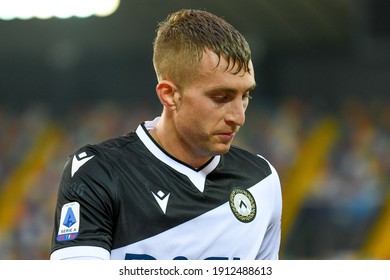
[0,96,389,259]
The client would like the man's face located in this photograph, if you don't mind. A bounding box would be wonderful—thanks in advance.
[172,49,256,159]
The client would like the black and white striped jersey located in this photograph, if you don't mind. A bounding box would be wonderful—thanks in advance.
[50,118,282,260]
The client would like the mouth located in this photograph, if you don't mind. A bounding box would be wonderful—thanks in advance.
[217,131,236,142]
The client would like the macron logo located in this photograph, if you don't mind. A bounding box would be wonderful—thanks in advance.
[151,190,170,214]
[71,152,95,177]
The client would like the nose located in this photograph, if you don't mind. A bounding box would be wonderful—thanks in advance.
[225,98,246,127]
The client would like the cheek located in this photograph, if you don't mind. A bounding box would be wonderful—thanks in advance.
[176,106,208,137]
[176,96,221,133]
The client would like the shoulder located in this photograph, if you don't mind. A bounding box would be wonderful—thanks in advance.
[227,146,273,175]
[226,146,281,194]
[90,130,140,156]
[71,131,142,166]
[60,131,143,192]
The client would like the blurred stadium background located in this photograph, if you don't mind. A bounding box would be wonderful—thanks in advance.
[1,0,389,259]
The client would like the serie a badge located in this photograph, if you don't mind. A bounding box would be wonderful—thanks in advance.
[229,188,257,223]
[56,202,80,241]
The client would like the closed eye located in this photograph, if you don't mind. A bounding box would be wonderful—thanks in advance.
[212,95,233,103]
[243,93,253,100]
[207,84,256,104]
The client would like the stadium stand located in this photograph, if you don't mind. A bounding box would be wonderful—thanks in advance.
[0,97,389,259]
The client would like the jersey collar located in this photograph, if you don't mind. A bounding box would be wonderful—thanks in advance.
[135,117,221,192]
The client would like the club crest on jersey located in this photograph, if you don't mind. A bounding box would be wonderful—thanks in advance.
[229,188,256,223]
[56,202,80,242]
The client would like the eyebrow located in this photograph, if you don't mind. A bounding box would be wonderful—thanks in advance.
[207,83,257,95]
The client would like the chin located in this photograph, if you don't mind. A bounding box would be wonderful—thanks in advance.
[210,144,231,156]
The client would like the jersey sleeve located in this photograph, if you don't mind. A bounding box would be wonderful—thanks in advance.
[50,147,118,260]
[256,158,283,260]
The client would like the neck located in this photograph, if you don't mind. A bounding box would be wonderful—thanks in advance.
[148,116,211,169]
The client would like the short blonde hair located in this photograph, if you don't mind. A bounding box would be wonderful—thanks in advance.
[153,9,252,86]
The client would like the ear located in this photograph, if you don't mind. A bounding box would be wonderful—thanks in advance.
[156,80,181,111]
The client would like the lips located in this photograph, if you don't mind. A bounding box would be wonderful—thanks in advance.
[217,131,236,141]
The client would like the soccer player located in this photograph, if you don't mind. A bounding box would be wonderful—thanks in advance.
[50,9,282,260]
